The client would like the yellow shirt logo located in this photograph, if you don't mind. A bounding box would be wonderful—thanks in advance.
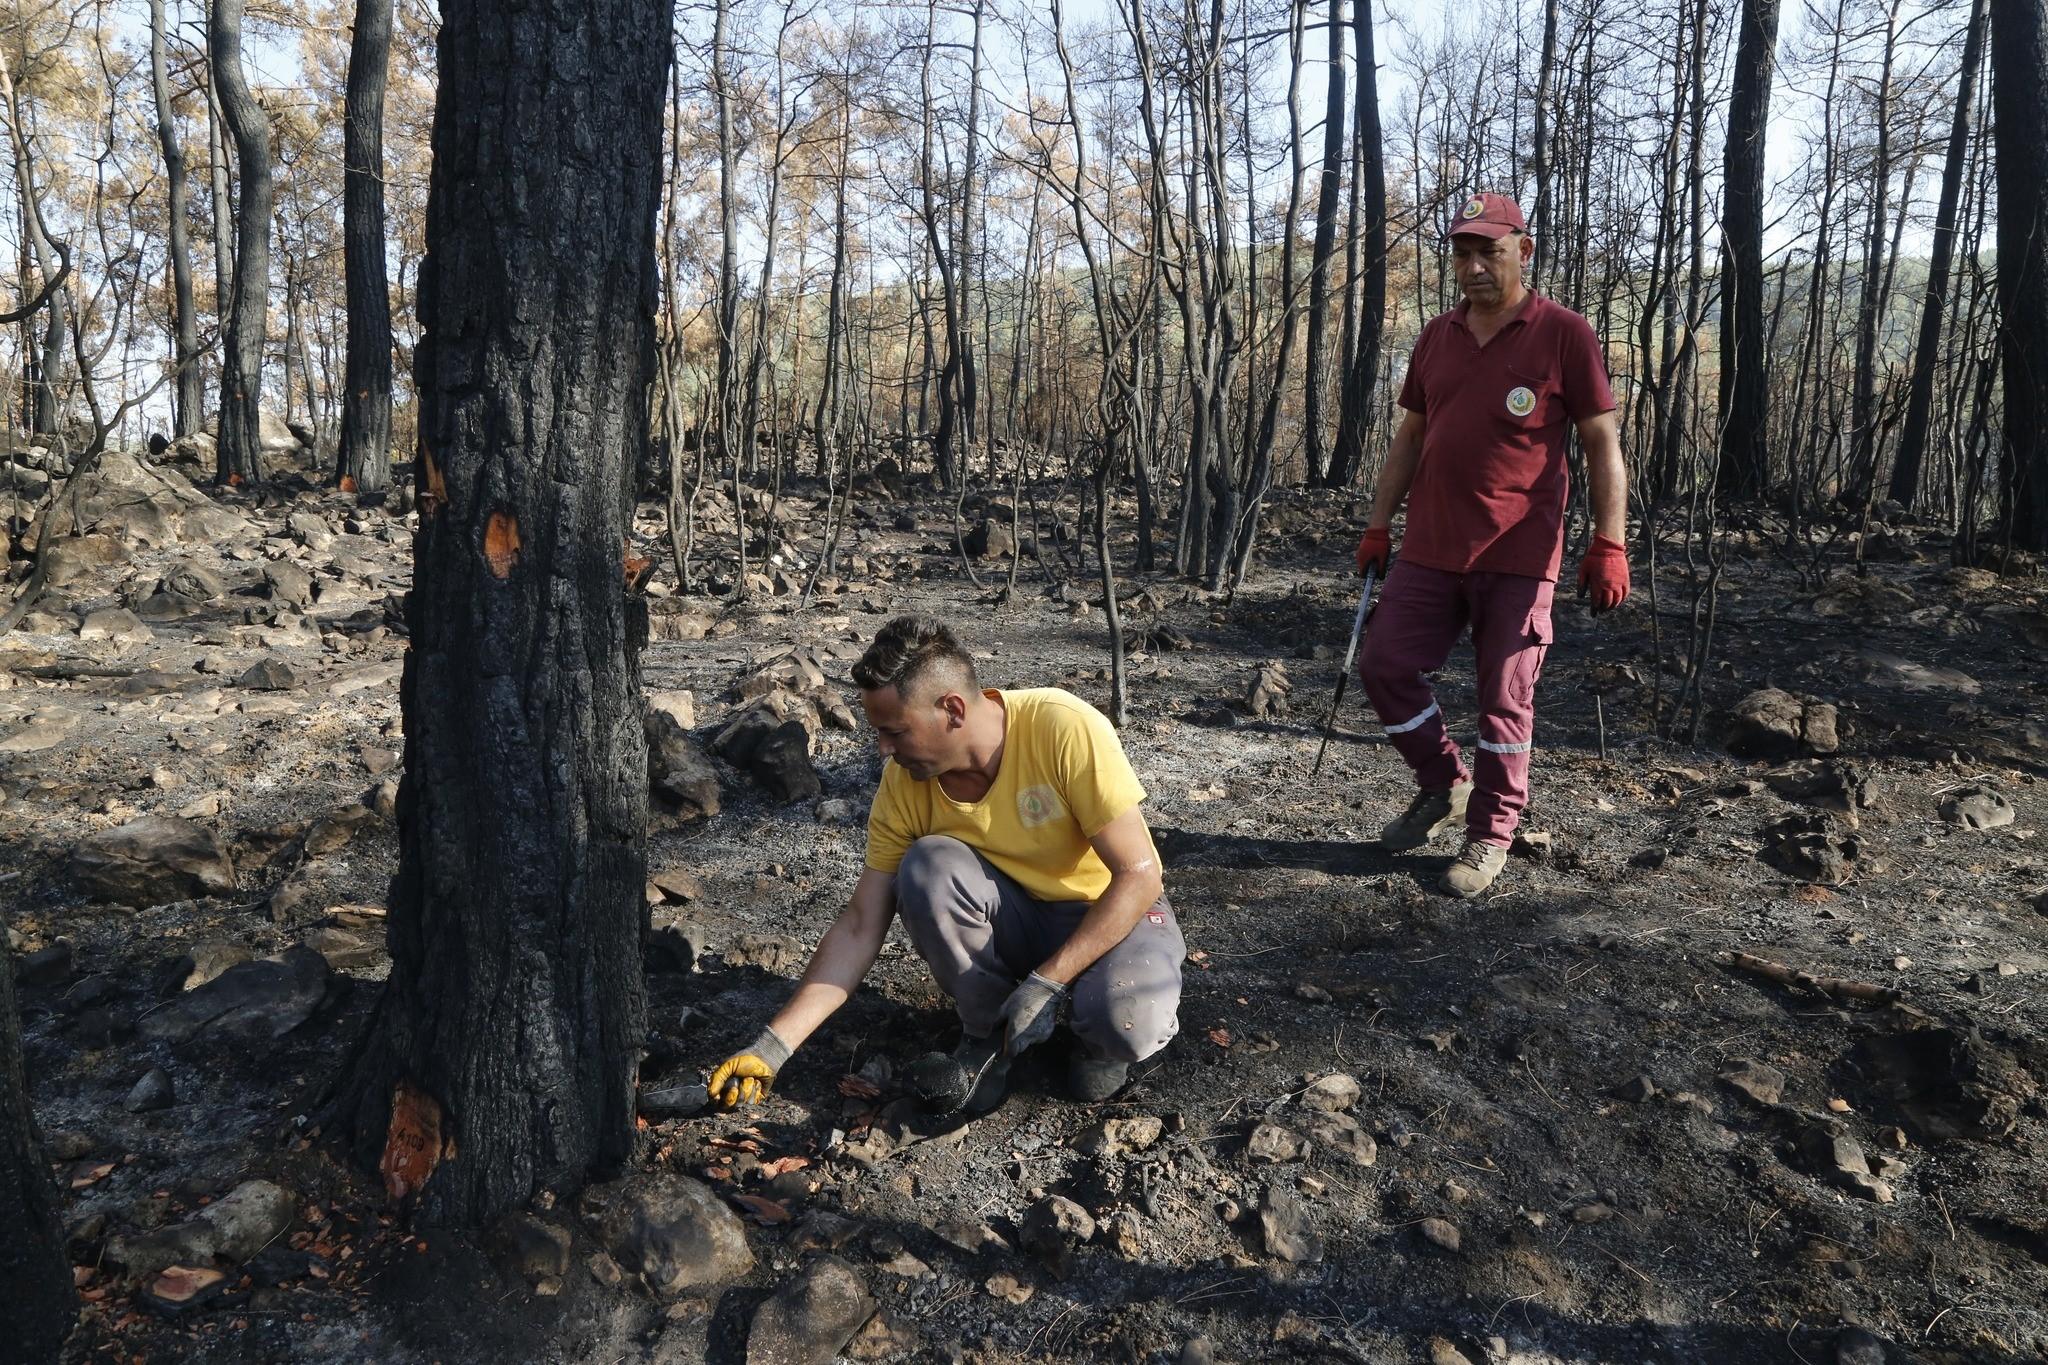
[1506,386,1536,417]
[1016,784,1065,829]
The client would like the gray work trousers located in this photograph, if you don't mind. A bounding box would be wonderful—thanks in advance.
[894,835,1185,1063]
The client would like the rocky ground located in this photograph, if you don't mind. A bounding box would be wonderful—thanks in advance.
[3,439,2046,1365]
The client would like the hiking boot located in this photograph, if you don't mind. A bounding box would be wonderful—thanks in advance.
[1440,840,1509,898]
[1380,781,1473,852]
[1068,1051,1130,1103]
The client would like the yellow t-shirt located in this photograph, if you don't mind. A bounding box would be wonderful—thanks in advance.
[864,688,1148,903]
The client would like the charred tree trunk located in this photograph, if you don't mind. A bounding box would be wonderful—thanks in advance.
[1327,0,1385,489]
[209,0,272,484]
[337,0,394,493]
[1715,0,1781,503]
[149,0,203,438]
[1,952,74,1365]
[332,0,664,1227]
[1302,0,1347,487]
[711,0,740,472]
[1994,0,2048,549]
[1892,0,1987,509]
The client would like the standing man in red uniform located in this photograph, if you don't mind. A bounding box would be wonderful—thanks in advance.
[1353,193,1630,897]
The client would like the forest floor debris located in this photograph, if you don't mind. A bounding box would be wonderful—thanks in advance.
[4,456,2047,1362]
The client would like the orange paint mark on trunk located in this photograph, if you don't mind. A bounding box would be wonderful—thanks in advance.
[226,472,243,487]
[418,443,448,517]
[339,475,357,494]
[623,539,654,591]
[484,510,521,578]
[380,1080,443,1202]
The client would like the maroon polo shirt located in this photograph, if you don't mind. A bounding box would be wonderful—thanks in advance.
[1395,292,1615,581]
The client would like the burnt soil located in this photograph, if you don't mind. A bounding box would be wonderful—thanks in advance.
[5,469,2047,1364]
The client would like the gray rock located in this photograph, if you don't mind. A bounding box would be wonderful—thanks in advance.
[237,658,305,691]
[125,1067,175,1113]
[1299,1073,1361,1113]
[1719,1059,1786,1107]
[1020,1195,1095,1276]
[30,447,247,549]
[302,802,380,856]
[963,517,1014,560]
[179,941,255,991]
[1071,1115,1164,1159]
[198,1180,296,1262]
[1304,1112,1377,1167]
[495,1212,572,1282]
[1259,1183,1324,1263]
[156,561,225,606]
[285,511,334,551]
[0,712,79,753]
[67,815,236,907]
[747,1255,874,1365]
[263,561,315,608]
[599,1174,753,1296]
[79,606,152,646]
[1940,786,2015,831]
[138,946,333,1045]
[647,688,695,730]
[748,721,822,804]
[1246,1122,1303,1164]
[1419,1217,1462,1253]
[43,533,131,586]
[1724,688,1840,760]
[646,709,721,820]
[107,1179,294,1277]
[302,923,382,972]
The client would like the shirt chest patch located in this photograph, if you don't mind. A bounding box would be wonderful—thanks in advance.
[1016,784,1066,829]
[1505,385,1536,417]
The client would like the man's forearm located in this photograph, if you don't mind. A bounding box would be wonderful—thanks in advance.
[765,881,892,1051]
[1034,869,1161,986]
[1582,420,1628,541]
[1368,419,1423,528]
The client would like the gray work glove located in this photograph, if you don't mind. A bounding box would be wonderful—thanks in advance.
[1000,972,1067,1054]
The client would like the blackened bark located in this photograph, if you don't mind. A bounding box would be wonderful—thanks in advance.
[337,0,394,493]
[333,0,664,1227]
[1327,0,1385,489]
[1302,0,1346,486]
[1995,0,2048,548]
[1716,0,1781,503]
[149,0,203,438]
[209,0,272,484]
[1,953,74,1364]
[1891,0,1987,508]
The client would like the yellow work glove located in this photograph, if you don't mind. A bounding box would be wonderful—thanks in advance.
[708,1027,793,1108]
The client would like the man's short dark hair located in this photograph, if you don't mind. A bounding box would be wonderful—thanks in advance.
[852,615,979,699]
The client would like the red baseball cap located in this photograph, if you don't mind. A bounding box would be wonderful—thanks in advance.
[1447,192,1527,240]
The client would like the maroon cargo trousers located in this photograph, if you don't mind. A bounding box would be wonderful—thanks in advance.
[1356,560,1555,847]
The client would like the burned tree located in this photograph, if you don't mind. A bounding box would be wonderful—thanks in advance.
[1715,0,1781,503]
[0,951,73,1365]
[208,0,273,484]
[332,0,668,1225]
[336,0,395,494]
[1993,0,2048,548]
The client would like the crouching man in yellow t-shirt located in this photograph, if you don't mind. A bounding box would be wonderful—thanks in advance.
[707,614,1185,1111]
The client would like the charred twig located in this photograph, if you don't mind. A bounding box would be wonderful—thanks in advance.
[1716,950,1902,1007]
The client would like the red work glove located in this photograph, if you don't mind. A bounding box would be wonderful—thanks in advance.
[1576,535,1631,613]
[1355,526,1392,577]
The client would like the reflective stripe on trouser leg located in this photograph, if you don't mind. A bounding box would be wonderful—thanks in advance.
[1356,562,1469,792]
